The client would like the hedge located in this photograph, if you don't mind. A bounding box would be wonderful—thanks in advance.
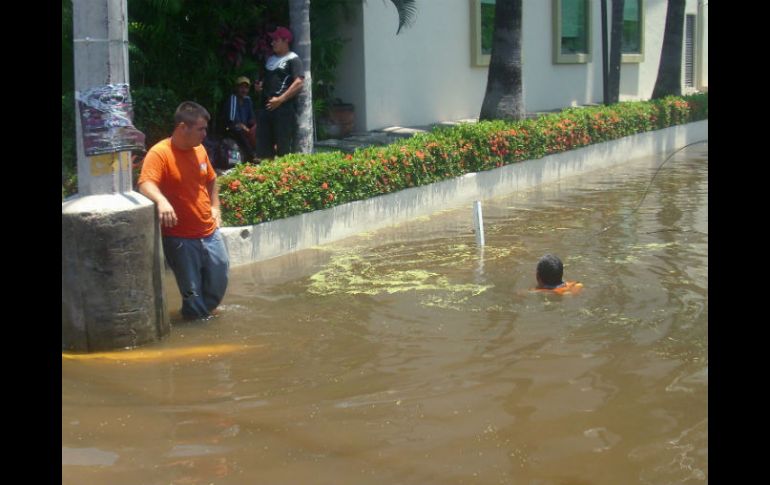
[218,93,707,227]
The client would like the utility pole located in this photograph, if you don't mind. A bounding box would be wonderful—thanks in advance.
[62,0,169,352]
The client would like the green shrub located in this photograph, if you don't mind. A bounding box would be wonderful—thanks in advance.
[132,87,180,149]
[62,164,78,200]
[219,93,707,226]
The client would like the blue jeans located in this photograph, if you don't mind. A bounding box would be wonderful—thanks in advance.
[162,229,229,320]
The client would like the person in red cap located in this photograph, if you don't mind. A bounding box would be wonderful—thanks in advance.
[254,26,305,159]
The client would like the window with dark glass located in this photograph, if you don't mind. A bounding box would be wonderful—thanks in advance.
[481,0,495,56]
[621,0,644,62]
[553,0,591,64]
[561,0,588,54]
[471,0,496,66]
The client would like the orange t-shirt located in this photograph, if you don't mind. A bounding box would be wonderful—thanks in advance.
[138,138,217,238]
[534,281,584,295]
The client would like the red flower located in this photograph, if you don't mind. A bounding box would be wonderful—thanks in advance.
[321,182,329,190]
[229,180,241,191]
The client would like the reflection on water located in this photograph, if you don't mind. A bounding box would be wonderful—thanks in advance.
[63,144,707,485]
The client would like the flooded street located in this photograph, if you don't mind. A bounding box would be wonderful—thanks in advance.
[63,143,707,485]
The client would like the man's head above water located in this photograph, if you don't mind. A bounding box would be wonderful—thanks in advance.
[536,254,564,289]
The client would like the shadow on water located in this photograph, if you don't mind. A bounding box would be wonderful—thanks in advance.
[63,144,708,485]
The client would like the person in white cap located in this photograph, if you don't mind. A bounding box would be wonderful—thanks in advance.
[222,75,257,162]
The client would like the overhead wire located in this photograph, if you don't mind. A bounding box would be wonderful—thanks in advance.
[597,139,708,234]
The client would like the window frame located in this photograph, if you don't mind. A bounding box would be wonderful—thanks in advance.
[621,0,645,63]
[470,0,495,67]
[552,0,592,64]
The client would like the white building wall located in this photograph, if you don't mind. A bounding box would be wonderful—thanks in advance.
[332,2,368,130]
[360,0,489,131]
[523,0,605,110]
[333,0,707,132]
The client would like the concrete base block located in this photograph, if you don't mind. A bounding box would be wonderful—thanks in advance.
[62,192,169,352]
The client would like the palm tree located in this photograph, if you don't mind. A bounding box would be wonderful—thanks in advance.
[606,0,625,104]
[479,0,524,121]
[651,0,686,98]
[290,0,314,154]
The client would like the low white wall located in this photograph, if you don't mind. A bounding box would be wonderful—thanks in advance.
[221,121,707,267]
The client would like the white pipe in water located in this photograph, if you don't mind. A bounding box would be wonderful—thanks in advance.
[473,200,485,247]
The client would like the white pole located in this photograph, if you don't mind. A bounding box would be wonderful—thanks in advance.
[473,200,485,247]
[73,0,133,195]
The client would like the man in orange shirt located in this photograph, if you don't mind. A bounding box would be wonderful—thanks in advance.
[138,101,229,320]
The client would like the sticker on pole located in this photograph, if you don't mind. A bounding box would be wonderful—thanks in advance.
[76,83,146,156]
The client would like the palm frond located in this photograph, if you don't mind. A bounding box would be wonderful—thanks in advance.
[388,0,417,34]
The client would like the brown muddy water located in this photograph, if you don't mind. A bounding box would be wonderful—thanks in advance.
[62,143,707,485]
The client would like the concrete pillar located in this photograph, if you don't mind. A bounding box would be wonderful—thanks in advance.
[62,194,169,352]
[63,0,169,351]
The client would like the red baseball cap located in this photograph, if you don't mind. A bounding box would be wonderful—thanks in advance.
[269,27,293,43]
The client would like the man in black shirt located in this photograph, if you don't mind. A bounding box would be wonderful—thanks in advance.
[254,26,305,159]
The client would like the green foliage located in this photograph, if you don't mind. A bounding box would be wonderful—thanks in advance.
[62,0,355,199]
[127,0,274,112]
[62,0,74,94]
[62,164,78,200]
[62,93,77,174]
[218,94,708,226]
[132,87,181,148]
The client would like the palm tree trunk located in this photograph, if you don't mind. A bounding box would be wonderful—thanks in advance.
[289,0,313,154]
[651,0,686,98]
[607,0,624,104]
[479,0,523,121]
[600,0,609,104]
